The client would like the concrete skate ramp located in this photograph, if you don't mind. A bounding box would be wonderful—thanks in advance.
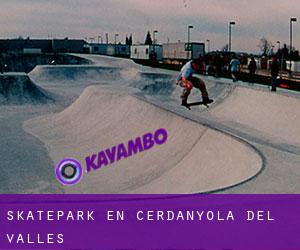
[131,72,176,95]
[74,54,142,69]
[29,61,177,96]
[211,87,300,146]
[29,65,122,84]
[24,86,262,194]
[0,73,51,104]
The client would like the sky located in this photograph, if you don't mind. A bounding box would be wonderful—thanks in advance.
[0,0,299,53]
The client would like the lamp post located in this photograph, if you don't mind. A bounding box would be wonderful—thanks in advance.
[188,25,194,59]
[114,34,119,45]
[289,17,297,77]
[277,41,283,78]
[206,39,210,53]
[153,30,158,54]
[229,21,236,52]
[106,33,109,44]
[153,30,158,45]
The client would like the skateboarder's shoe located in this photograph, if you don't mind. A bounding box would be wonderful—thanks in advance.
[181,100,188,107]
[202,97,214,105]
[181,100,191,110]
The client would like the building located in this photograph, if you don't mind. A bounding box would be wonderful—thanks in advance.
[130,45,163,61]
[51,39,86,53]
[0,38,87,53]
[162,42,205,64]
[87,43,130,57]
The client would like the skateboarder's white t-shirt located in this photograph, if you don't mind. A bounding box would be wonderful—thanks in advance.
[177,61,195,81]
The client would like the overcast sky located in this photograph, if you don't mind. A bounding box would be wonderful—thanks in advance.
[0,0,299,53]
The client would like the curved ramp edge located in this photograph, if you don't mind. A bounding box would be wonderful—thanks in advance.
[210,87,300,146]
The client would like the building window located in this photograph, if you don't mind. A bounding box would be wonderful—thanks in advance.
[122,47,126,52]
[94,47,99,52]
[146,48,149,54]
[134,48,137,54]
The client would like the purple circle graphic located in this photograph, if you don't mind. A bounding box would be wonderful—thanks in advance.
[55,158,83,185]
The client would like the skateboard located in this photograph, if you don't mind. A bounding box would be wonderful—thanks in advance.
[182,100,214,110]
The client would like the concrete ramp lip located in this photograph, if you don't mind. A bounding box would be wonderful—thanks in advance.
[210,86,300,146]
[29,65,123,84]
[24,85,263,194]
[0,73,52,105]
[130,72,176,95]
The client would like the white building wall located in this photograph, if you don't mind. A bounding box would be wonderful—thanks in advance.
[163,43,205,60]
[163,43,188,59]
[88,44,130,57]
[130,45,150,60]
[130,45,163,61]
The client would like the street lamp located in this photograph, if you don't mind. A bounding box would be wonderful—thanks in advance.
[188,25,194,59]
[289,17,297,77]
[206,39,210,53]
[153,30,158,54]
[114,34,119,45]
[229,21,236,52]
[106,33,109,44]
[153,30,158,45]
[277,41,283,78]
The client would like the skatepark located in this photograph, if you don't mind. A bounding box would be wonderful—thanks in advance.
[1,54,300,194]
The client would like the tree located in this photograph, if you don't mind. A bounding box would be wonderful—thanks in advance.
[144,31,152,45]
[258,37,272,56]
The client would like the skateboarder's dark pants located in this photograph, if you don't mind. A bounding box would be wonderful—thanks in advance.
[180,76,209,101]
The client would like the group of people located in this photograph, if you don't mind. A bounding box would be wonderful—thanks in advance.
[230,55,280,91]
[176,55,281,108]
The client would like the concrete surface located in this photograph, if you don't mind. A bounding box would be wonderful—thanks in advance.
[0,54,299,194]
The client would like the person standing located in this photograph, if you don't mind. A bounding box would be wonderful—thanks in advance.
[229,55,240,82]
[270,56,279,92]
[248,57,257,82]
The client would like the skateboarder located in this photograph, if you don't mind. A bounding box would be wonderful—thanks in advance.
[176,59,212,108]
